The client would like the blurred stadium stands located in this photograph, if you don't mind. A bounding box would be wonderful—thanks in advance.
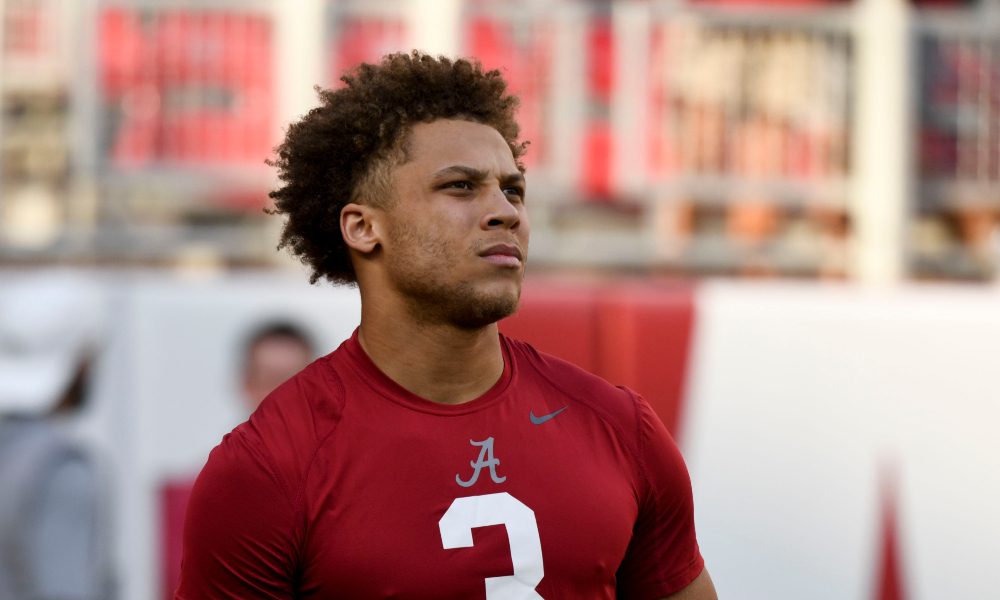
[4,0,1000,280]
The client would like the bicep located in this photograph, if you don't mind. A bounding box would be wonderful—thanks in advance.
[176,435,299,599]
[660,568,718,600]
[617,392,706,597]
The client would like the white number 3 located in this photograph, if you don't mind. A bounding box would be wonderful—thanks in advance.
[439,492,545,599]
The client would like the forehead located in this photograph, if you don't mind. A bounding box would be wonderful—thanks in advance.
[402,119,517,173]
[248,335,311,357]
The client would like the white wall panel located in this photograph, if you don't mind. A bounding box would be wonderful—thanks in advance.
[684,282,1000,600]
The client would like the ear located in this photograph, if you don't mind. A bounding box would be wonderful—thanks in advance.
[340,202,382,254]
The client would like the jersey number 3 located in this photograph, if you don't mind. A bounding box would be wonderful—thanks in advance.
[438,492,544,599]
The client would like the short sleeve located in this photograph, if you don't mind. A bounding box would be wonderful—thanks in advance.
[175,431,301,599]
[616,393,705,599]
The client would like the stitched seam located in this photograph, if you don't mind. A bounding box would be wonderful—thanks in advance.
[293,362,347,569]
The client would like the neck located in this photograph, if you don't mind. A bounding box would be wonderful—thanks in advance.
[356,293,505,405]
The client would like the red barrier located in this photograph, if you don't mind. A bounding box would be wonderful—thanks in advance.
[501,279,696,437]
[595,283,695,437]
[500,282,602,374]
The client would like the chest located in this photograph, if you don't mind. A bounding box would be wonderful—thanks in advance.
[297,403,639,599]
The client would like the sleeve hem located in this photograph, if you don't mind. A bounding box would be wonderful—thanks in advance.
[632,553,706,599]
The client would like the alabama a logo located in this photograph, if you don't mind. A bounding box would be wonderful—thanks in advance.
[455,436,507,488]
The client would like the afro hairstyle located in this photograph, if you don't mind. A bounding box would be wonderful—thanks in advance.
[267,51,527,285]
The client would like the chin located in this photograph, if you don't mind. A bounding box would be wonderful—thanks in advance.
[445,280,521,330]
[394,266,523,329]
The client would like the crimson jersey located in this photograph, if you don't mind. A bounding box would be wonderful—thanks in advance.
[177,331,704,599]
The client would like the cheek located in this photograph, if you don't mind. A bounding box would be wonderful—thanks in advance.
[386,203,478,264]
[443,204,480,230]
[518,209,531,242]
[391,220,459,268]
[428,208,478,247]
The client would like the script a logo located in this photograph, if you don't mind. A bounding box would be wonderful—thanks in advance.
[455,437,506,488]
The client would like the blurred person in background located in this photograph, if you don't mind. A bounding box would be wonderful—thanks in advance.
[161,318,316,599]
[238,321,316,413]
[178,51,715,599]
[0,273,115,600]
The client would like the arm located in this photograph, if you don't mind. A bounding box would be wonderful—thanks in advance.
[175,431,300,599]
[662,568,718,600]
[617,391,711,599]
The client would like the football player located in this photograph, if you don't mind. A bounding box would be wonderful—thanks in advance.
[177,51,716,599]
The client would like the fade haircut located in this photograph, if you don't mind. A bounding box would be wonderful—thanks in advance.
[267,51,527,285]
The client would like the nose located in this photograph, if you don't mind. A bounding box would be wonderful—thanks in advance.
[481,186,522,231]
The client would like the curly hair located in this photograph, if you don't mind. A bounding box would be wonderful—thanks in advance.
[267,51,527,285]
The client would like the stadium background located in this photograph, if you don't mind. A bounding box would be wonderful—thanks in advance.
[2,0,999,598]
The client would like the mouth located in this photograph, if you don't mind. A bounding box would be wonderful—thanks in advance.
[478,243,524,268]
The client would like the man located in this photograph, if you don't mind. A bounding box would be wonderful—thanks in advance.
[0,273,115,600]
[238,321,316,412]
[178,51,716,599]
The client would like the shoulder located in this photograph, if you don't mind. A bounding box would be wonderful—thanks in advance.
[208,353,348,504]
[183,356,347,561]
[251,351,348,436]
[503,335,642,436]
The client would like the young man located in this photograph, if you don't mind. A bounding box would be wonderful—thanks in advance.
[178,52,716,599]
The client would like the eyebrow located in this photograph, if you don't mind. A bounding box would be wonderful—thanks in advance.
[432,165,525,187]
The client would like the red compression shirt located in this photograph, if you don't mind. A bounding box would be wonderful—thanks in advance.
[177,330,704,599]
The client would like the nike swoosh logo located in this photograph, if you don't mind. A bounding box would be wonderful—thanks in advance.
[529,406,568,425]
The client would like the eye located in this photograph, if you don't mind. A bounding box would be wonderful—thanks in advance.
[503,186,525,202]
[444,180,474,191]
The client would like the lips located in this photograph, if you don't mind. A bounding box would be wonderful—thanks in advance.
[479,243,524,267]
[479,243,523,260]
